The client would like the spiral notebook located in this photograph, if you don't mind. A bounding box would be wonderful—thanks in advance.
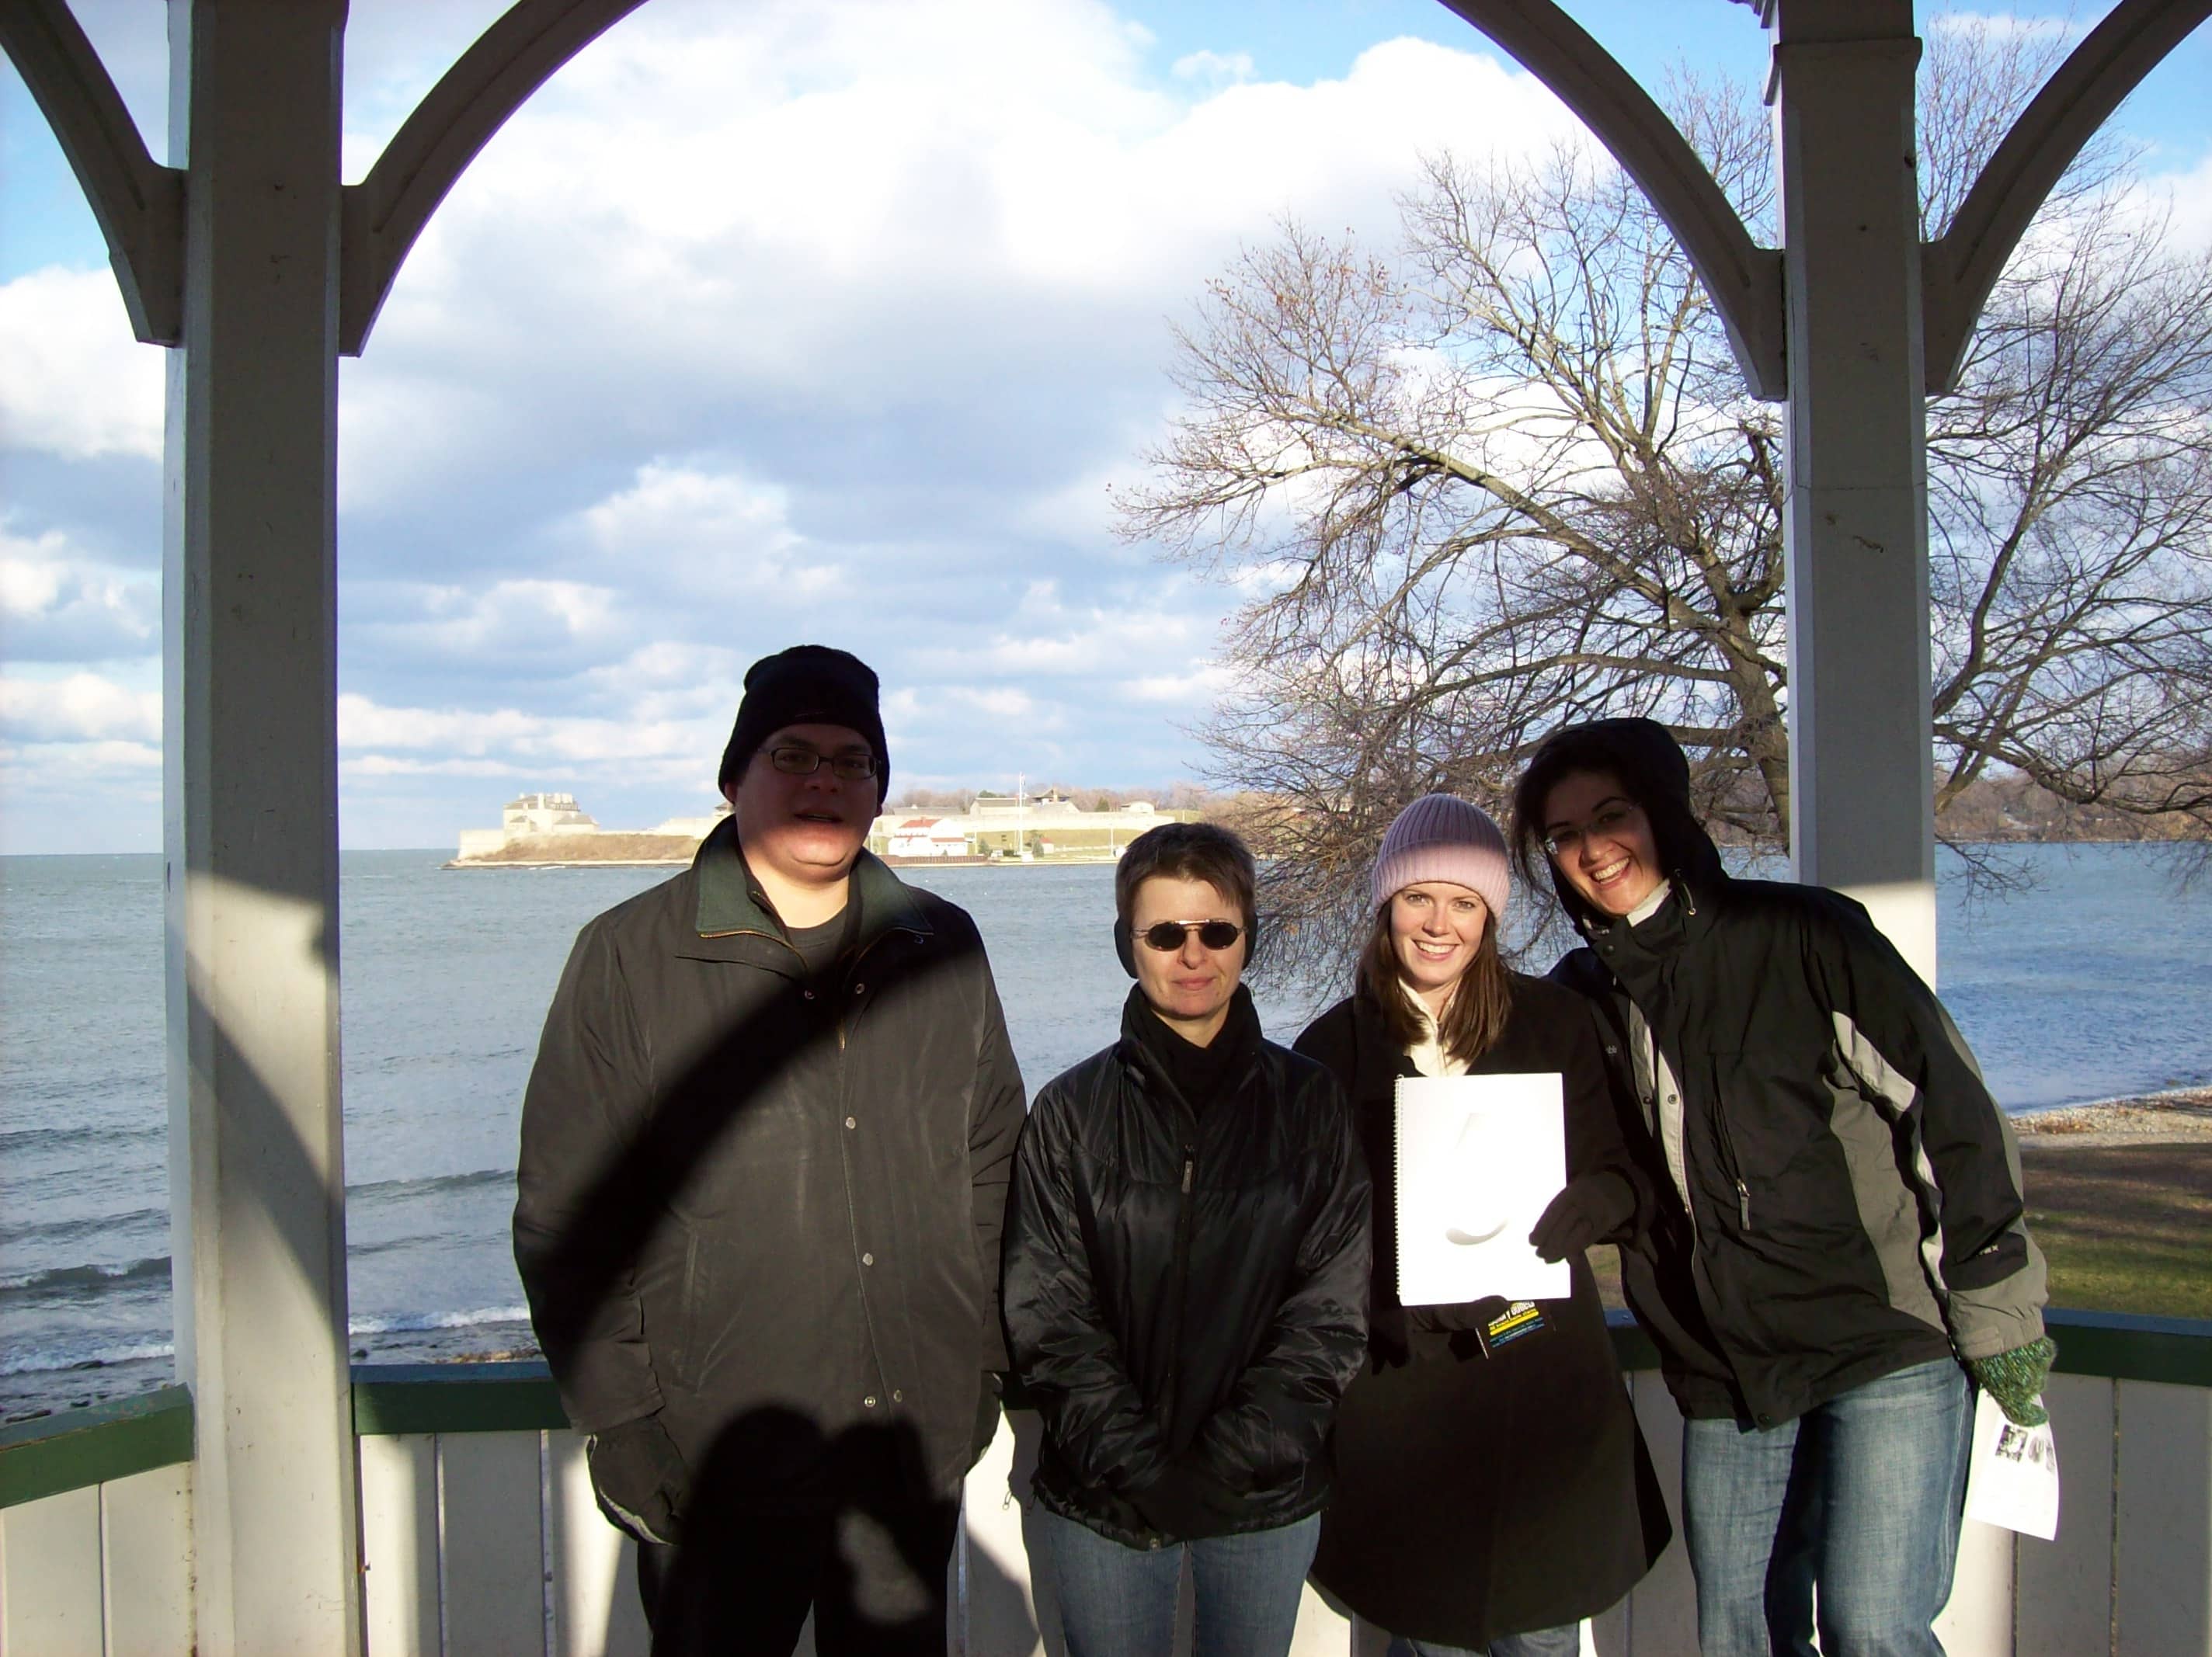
[1394,1072,1570,1306]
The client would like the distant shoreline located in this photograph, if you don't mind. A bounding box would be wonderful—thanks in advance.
[443,853,1128,870]
[443,856,693,868]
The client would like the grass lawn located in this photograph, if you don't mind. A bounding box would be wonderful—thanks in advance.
[2017,1138,2212,1320]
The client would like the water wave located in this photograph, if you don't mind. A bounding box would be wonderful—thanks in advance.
[346,1166,513,1203]
[0,1339,175,1378]
[0,1205,169,1249]
[348,1304,532,1336]
[0,1123,164,1155]
[0,1256,170,1300]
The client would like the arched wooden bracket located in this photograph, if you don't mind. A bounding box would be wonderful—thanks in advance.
[1923,0,2212,394]
[1432,0,1787,401]
[0,0,185,346]
[339,0,648,356]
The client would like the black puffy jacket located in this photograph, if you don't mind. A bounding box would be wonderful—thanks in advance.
[1002,987,1371,1545]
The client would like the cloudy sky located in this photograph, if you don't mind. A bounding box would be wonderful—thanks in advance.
[4,2,2208,853]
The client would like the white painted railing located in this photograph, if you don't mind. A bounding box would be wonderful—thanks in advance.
[0,1462,193,1655]
[4,1351,2208,1655]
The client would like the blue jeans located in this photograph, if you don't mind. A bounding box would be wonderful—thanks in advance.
[1030,1506,1320,1657]
[1389,1622,1581,1657]
[1682,1358,1973,1657]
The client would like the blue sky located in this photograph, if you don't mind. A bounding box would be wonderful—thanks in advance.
[3,2,2207,853]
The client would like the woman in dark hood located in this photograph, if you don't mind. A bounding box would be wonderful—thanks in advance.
[1510,718,2052,1657]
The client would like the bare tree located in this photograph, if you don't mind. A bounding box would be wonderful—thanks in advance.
[1117,31,2212,978]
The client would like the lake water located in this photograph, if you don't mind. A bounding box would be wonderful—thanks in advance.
[2,844,2207,1416]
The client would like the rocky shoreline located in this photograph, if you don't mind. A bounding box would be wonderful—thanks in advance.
[2013,1086,2212,1144]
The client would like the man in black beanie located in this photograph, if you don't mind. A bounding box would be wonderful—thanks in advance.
[516,644,1026,1655]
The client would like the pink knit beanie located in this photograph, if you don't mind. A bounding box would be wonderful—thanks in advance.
[1370,794,1511,919]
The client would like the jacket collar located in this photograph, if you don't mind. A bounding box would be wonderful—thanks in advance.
[683,817,932,963]
[1116,982,1264,1112]
[1582,850,1725,968]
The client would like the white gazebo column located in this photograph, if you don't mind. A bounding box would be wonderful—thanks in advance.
[1772,5,2009,1648]
[1771,0,1939,984]
[161,1,359,1652]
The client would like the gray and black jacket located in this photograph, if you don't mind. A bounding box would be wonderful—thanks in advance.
[513,819,1026,1513]
[1553,840,2047,1426]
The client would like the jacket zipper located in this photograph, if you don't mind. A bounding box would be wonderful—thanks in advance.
[1710,1096,1751,1231]
[1165,1145,1198,1423]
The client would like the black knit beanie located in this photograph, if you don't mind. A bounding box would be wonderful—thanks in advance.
[716,645,889,804]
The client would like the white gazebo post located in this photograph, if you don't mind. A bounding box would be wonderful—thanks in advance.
[1770,0,1940,981]
[162,0,360,1648]
[1770,3,2007,1646]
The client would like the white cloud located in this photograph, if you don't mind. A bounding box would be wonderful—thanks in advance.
[0,672,161,742]
[346,12,1584,425]
[1124,665,1233,703]
[935,586,1214,678]
[0,268,164,462]
[577,464,840,593]
[0,523,157,660]
[340,754,529,779]
[336,691,707,762]
[402,578,622,652]
[2158,149,2212,251]
[943,685,1044,721]
[68,738,160,769]
[1925,10,2085,43]
[1173,49,1255,86]
[0,537,64,613]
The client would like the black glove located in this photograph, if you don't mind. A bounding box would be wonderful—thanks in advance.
[1529,1170,1637,1263]
[972,1371,1005,1462]
[1368,1301,1413,1371]
[1129,1454,1245,1541]
[587,1413,688,1546]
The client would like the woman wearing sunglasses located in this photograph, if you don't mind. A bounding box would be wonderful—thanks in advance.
[1510,718,2051,1657]
[1292,794,1669,1656]
[1002,821,1370,1657]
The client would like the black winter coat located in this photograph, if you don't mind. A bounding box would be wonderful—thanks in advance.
[1295,978,1669,1648]
[1552,834,2047,1426]
[513,822,1026,1512]
[1002,987,1371,1547]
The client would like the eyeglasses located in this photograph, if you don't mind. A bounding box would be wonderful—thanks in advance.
[1136,919,1244,953]
[1542,801,1640,860]
[766,745,878,781]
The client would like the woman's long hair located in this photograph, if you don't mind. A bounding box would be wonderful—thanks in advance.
[1356,898,1514,1068]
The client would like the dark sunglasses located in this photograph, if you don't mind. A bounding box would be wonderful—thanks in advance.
[1137,919,1243,953]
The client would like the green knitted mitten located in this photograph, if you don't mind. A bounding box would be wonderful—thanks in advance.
[1967,1336,2057,1427]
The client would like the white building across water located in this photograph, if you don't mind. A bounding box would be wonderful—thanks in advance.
[868,794,1197,860]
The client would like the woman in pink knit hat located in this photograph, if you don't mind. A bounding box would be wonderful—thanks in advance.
[1294,794,1669,1656]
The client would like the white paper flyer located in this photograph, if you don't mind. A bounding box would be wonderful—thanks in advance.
[1393,1072,1570,1306]
[1962,1388,2060,1541]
